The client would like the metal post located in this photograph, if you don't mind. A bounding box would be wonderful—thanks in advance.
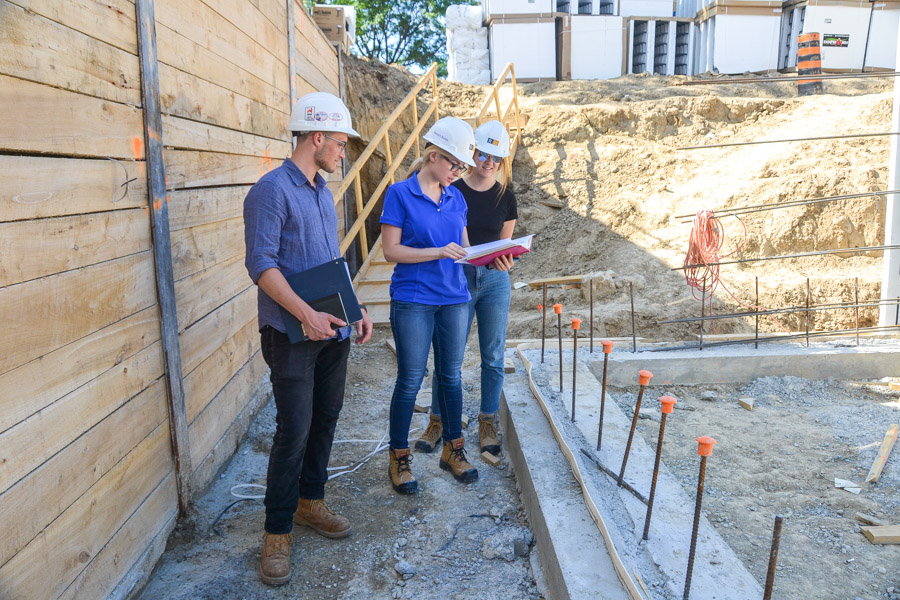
[699,286,705,351]
[571,318,581,421]
[590,280,594,354]
[597,340,613,451]
[555,304,563,393]
[541,284,547,363]
[879,24,900,326]
[855,277,860,346]
[135,0,193,516]
[630,282,637,352]
[755,276,759,349]
[806,277,810,348]
[762,515,785,600]
[618,370,653,486]
[684,436,717,600]
[643,396,676,540]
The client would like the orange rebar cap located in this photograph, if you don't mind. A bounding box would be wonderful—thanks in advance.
[637,369,653,386]
[553,303,562,314]
[659,395,676,414]
[571,318,581,330]
[601,340,613,354]
[696,436,717,456]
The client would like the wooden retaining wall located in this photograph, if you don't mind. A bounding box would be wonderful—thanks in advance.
[0,1,340,598]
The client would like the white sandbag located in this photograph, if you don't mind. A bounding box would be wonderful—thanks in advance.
[453,47,490,63]
[446,4,483,30]
[447,28,488,51]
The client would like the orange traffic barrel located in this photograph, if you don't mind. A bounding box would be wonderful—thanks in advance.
[797,32,823,97]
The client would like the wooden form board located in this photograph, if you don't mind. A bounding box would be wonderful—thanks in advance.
[860,525,900,544]
[865,423,898,483]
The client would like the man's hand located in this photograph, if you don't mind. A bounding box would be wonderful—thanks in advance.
[303,310,346,341]
[356,308,373,344]
[491,253,514,272]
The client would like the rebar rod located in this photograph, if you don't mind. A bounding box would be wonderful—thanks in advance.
[580,449,648,504]
[674,244,900,270]
[675,189,900,221]
[855,278,860,346]
[699,287,705,351]
[677,71,900,85]
[647,324,900,353]
[755,277,759,350]
[630,282,637,353]
[806,278,810,348]
[678,131,900,151]
[643,409,670,541]
[541,284,547,363]
[589,280,594,354]
[762,516,785,600]
[683,455,708,600]
[655,297,900,324]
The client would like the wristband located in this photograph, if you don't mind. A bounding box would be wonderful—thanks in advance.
[358,304,367,312]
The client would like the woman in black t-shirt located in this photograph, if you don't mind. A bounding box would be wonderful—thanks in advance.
[416,120,518,458]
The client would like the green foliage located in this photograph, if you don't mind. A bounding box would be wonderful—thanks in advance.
[316,0,478,76]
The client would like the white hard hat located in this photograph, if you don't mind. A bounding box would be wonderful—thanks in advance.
[423,117,476,167]
[473,120,511,158]
[288,92,360,137]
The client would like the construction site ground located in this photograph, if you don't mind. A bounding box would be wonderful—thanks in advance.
[140,59,899,599]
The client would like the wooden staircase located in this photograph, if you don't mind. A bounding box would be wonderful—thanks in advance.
[336,63,525,325]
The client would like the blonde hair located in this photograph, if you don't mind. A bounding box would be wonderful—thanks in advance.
[405,143,437,179]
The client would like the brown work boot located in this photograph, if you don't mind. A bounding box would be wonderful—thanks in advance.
[439,437,479,483]
[259,532,292,586]
[389,447,418,494]
[414,414,443,453]
[479,413,501,456]
[293,498,352,539]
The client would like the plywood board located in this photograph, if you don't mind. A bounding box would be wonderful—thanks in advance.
[179,286,257,374]
[0,251,157,376]
[184,317,260,424]
[188,350,267,469]
[8,0,138,54]
[56,474,177,600]
[173,255,252,332]
[0,155,147,223]
[0,305,160,435]
[0,74,144,159]
[164,149,279,190]
[0,421,172,600]
[0,378,167,567]
[156,20,290,113]
[162,114,290,157]
[155,0,289,92]
[171,216,245,281]
[0,209,151,287]
[0,342,165,496]
[167,185,249,232]
[0,1,141,105]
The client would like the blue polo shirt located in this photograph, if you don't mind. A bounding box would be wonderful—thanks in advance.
[380,174,470,305]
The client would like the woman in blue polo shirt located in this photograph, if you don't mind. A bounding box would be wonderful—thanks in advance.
[381,117,478,494]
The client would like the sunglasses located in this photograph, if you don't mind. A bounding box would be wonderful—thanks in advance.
[438,153,467,175]
[475,150,501,163]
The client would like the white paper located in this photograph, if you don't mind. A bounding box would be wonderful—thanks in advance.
[455,234,534,264]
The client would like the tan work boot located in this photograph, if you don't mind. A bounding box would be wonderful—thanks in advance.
[389,447,418,494]
[414,414,443,453]
[259,532,292,586]
[293,498,351,539]
[439,437,479,483]
[479,413,501,456]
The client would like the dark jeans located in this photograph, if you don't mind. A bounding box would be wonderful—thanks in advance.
[260,326,350,534]
[388,300,468,449]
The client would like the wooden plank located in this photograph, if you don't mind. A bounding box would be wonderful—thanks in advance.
[165,149,279,190]
[0,209,150,287]
[0,251,157,376]
[0,342,165,496]
[57,474,177,600]
[0,306,160,436]
[167,185,248,231]
[482,451,501,467]
[257,0,288,35]
[9,0,138,55]
[156,21,290,114]
[171,216,245,281]
[860,525,900,544]
[0,0,141,105]
[505,357,515,373]
[855,513,890,527]
[173,255,252,331]
[0,378,167,567]
[184,316,259,424]
[295,48,339,96]
[738,397,755,411]
[865,423,898,483]
[0,420,173,600]
[179,286,257,374]
[197,0,288,68]
[0,74,144,159]
[161,114,290,157]
[188,350,267,469]
[155,0,289,92]
[528,275,585,290]
[296,2,339,74]
[158,62,286,141]
[0,155,147,223]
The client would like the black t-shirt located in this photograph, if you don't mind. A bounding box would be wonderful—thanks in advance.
[452,179,518,246]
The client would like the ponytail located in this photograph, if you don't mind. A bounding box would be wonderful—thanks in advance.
[405,143,436,179]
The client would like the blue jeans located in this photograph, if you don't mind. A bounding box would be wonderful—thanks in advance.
[259,327,350,534]
[389,300,468,449]
[432,264,511,417]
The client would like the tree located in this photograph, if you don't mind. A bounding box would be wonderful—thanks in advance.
[316,0,478,76]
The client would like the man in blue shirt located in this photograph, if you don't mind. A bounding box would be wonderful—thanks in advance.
[244,92,372,586]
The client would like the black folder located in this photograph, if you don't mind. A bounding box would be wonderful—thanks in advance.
[278,258,363,343]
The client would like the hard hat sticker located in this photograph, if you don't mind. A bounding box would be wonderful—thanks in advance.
[305,106,315,121]
[330,112,344,121]
[315,111,329,121]
[488,138,499,146]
